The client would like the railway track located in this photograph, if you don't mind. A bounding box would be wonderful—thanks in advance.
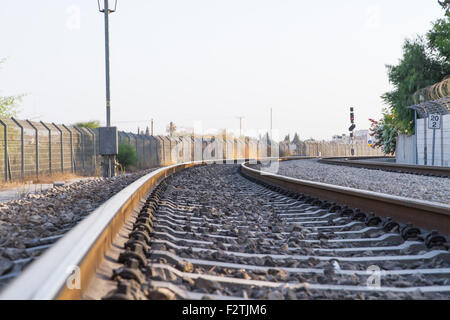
[319,157,450,178]
[0,160,449,300]
[0,170,156,291]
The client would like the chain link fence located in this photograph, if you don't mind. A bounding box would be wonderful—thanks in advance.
[0,117,383,182]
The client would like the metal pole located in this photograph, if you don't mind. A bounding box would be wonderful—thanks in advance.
[26,120,39,178]
[441,117,444,167]
[104,0,111,128]
[414,110,418,165]
[40,122,52,175]
[11,117,24,180]
[74,127,85,173]
[134,134,139,167]
[432,128,436,166]
[142,135,147,168]
[104,0,112,178]
[52,123,64,173]
[62,124,74,173]
[0,120,8,182]
[86,128,97,174]
[424,118,427,165]
[100,0,117,178]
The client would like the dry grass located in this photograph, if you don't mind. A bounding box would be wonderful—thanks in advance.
[0,173,87,191]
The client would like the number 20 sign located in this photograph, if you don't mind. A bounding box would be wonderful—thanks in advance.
[428,114,441,129]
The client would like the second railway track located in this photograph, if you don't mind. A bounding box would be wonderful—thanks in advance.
[319,157,450,178]
[1,160,449,300]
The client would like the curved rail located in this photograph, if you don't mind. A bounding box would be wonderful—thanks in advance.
[0,161,206,300]
[240,162,450,235]
[319,157,450,177]
[0,157,272,300]
[2,156,448,300]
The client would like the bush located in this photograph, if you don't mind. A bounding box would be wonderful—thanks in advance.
[117,143,137,169]
[75,120,100,129]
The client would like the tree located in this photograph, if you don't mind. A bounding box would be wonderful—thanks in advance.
[375,2,450,155]
[0,58,23,118]
[166,122,176,136]
[283,134,290,143]
[427,15,450,62]
[369,115,397,155]
[75,120,100,129]
[381,36,449,135]
[117,143,137,169]
[292,132,301,145]
[438,0,449,13]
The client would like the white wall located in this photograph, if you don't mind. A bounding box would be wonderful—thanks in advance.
[416,114,450,167]
[396,134,415,164]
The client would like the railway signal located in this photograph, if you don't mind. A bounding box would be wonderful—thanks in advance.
[349,107,356,156]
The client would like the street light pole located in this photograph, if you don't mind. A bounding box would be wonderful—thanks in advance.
[104,0,111,128]
[98,0,117,178]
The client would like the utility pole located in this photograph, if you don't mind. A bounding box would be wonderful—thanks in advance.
[236,116,244,137]
[98,0,118,178]
[104,0,112,128]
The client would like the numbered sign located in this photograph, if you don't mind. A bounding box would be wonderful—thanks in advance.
[428,114,441,129]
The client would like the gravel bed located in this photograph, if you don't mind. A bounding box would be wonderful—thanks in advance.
[252,160,450,205]
[106,164,450,300]
[0,169,157,283]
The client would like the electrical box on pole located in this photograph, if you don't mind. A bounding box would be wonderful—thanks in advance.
[99,127,118,156]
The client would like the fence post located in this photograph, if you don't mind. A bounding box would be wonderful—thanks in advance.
[11,117,24,180]
[121,132,131,147]
[86,128,97,175]
[0,120,8,182]
[62,124,74,173]
[40,122,52,175]
[142,135,147,169]
[142,135,147,168]
[52,123,64,173]
[121,132,132,169]
[74,126,85,173]
[26,120,39,178]
[134,134,139,167]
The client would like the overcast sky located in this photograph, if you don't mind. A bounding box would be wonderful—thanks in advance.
[0,0,445,140]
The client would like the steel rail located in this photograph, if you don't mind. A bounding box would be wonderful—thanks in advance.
[0,161,209,300]
[3,155,445,300]
[319,157,450,177]
[0,157,267,300]
[240,162,450,235]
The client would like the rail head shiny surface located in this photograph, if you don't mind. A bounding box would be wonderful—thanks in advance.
[0,158,269,300]
[319,157,450,177]
[241,162,450,234]
[3,156,446,300]
[0,162,199,300]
